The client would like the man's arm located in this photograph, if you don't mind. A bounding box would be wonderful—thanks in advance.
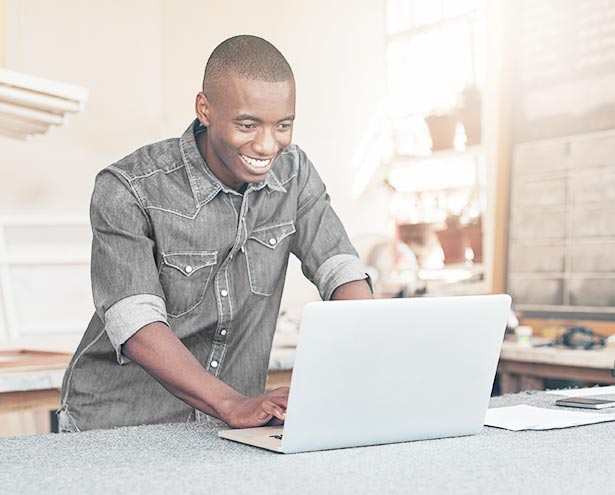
[331,279,373,300]
[290,149,373,301]
[123,321,288,428]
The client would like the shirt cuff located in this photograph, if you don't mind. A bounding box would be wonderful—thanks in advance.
[104,294,169,365]
[313,254,373,301]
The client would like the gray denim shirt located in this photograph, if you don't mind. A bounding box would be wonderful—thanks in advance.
[59,120,369,431]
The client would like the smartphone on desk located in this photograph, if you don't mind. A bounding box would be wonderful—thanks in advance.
[555,397,615,409]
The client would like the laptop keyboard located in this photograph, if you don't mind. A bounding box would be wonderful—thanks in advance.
[269,434,283,440]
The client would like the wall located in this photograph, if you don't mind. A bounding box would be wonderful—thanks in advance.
[0,0,388,325]
[0,0,165,215]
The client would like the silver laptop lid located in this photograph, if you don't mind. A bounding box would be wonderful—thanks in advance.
[281,295,511,453]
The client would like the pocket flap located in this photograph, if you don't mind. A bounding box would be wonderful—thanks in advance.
[249,221,296,249]
[162,251,217,276]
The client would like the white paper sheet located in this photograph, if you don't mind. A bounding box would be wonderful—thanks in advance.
[545,385,615,397]
[485,404,615,431]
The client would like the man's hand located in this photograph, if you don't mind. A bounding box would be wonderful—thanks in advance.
[221,386,289,428]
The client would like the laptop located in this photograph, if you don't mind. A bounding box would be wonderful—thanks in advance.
[218,294,511,454]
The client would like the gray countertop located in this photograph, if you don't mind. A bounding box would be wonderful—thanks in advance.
[2,391,615,495]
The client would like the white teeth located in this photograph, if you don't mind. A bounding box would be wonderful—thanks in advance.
[241,154,271,168]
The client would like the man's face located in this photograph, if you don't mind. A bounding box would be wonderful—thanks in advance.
[196,76,295,190]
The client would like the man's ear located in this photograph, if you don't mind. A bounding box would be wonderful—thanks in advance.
[195,91,211,127]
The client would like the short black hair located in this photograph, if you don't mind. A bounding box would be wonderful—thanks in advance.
[202,35,294,95]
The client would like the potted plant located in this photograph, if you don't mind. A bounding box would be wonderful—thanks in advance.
[457,84,482,146]
[396,222,438,266]
[425,111,457,151]
[436,214,466,265]
[463,214,483,263]
[436,212,482,265]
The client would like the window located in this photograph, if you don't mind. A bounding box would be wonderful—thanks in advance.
[384,0,487,292]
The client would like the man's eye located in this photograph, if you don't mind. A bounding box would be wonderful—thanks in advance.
[277,123,292,130]
[240,123,256,130]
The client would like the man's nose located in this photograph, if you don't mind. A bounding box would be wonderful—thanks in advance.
[252,128,277,156]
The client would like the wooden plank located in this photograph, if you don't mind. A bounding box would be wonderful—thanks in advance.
[266,370,292,391]
[0,410,51,438]
[0,389,60,413]
[500,341,615,368]
[498,360,615,384]
[0,349,72,371]
[487,0,513,294]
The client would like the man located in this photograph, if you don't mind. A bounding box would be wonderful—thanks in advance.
[59,35,372,432]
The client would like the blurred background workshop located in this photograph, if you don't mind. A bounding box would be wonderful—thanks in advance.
[1,0,615,436]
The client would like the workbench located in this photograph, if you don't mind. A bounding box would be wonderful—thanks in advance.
[0,333,297,430]
[498,340,615,393]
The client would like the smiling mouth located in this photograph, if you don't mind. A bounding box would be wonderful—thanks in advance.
[240,154,273,169]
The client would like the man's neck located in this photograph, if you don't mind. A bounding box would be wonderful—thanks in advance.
[195,130,245,192]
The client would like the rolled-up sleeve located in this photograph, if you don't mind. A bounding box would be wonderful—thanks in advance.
[105,295,167,365]
[90,170,168,364]
[290,150,372,301]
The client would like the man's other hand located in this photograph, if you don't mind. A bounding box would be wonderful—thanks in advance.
[222,386,289,428]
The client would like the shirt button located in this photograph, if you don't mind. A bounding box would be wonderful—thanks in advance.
[220,329,227,336]
[220,289,228,297]
[185,265,193,273]
[269,238,277,246]
[211,360,219,368]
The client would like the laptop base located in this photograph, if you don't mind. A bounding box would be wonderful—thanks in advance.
[218,426,284,453]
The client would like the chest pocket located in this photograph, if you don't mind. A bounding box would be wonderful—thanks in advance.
[245,221,296,296]
[159,250,217,317]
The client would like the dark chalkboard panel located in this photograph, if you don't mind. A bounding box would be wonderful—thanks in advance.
[510,0,615,143]
[506,0,615,320]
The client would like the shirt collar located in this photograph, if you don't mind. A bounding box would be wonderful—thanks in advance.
[179,119,287,206]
